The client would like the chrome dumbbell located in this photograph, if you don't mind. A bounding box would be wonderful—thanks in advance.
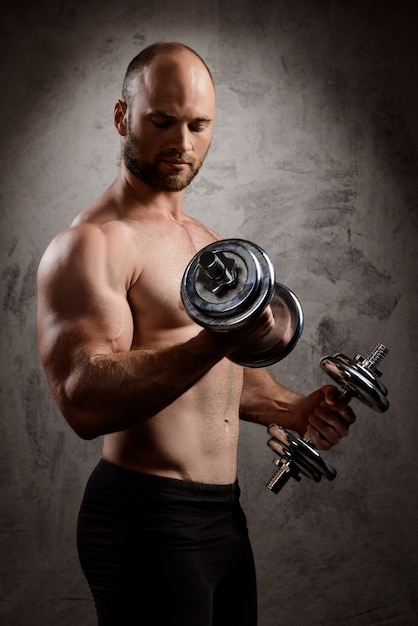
[267,343,389,493]
[181,238,304,367]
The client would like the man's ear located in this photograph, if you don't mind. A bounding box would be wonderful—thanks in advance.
[114,99,128,136]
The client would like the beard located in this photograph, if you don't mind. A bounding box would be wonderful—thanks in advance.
[123,131,208,192]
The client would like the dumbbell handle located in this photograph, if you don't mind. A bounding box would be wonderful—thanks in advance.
[267,343,389,494]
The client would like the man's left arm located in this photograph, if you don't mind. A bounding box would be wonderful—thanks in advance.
[239,367,356,451]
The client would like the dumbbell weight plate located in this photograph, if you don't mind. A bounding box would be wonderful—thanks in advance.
[181,239,275,331]
[320,354,389,412]
[229,283,304,367]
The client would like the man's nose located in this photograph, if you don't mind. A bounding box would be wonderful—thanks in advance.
[169,125,193,154]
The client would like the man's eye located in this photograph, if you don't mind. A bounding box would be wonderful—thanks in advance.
[190,124,207,133]
[152,120,172,128]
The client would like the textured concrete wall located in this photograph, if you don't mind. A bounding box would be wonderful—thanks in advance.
[1,1,417,624]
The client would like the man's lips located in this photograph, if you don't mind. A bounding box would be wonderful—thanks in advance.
[160,158,191,169]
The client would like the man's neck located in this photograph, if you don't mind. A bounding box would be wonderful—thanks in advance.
[112,167,187,219]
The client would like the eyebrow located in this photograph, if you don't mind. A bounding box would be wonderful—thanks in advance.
[146,110,213,122]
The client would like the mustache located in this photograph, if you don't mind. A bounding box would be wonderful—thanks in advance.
[157,150,193,162]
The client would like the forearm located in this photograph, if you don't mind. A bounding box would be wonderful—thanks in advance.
[239,368,306,435]
[59,329,232,439]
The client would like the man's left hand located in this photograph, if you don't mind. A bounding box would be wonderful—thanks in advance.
[268,385,356,453]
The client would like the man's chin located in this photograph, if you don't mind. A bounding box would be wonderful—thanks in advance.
[154,169,198,192]
[125,159,198,191]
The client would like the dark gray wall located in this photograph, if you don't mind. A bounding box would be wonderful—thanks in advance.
[1,1,417,624]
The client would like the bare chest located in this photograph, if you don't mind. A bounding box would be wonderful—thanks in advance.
[127,220,217,345]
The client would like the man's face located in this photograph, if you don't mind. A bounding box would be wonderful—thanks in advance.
[122,52,216,192]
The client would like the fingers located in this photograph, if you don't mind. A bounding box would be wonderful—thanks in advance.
[247,306,275,339]
[218,306,275,353]
[307,388,356,450]
[267,423,291,456]
[230,306,275,347]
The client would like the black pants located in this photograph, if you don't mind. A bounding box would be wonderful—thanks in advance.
[77,459,258,626]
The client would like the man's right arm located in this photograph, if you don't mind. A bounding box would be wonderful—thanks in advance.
[37,223,271,440]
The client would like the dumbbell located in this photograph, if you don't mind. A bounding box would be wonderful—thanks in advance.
[181,239,304,367]
[266,343,389,494]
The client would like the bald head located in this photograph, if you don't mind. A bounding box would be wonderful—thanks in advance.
[122,42,214,106]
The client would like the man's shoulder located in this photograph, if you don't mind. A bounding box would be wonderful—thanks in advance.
[70,198,119,228]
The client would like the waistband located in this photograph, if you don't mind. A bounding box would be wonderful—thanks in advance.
[94,458,240,500]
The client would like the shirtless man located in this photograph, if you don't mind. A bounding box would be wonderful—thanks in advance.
[37,42,355,626]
